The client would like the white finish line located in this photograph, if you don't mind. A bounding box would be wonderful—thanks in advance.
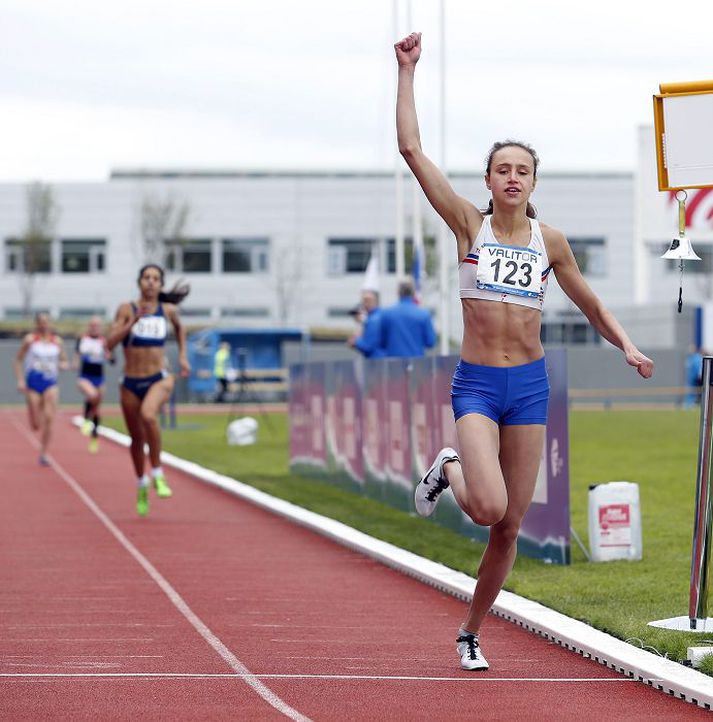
[0,672,642,682]
[89,420,713,710]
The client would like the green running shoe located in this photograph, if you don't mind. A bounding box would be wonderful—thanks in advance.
[80,419,93,437]
[88,437,99,454]
[136,486,149,516]
[153,473,173,498]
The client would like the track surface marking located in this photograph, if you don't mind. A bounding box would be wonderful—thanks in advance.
[1,411,708,721]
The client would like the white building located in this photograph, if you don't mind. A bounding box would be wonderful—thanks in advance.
[2,130,711,349]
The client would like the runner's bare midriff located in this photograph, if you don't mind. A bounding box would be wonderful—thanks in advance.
[122,345,168,378]
[460,298,543,366]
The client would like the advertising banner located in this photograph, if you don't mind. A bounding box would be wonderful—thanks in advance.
[289,350,570,564]
[288,361,327,475]
[383,359,412,509]
[324,360,364,489]
[361,359,388,500]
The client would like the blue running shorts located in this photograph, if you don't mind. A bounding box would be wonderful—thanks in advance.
[26,370,57,394]
[451,357,550,425]
[79,373,104,388]
[121,371,167,401]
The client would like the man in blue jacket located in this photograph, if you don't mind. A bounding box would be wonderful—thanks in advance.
[379,278,436,357]
[347,289,386,358]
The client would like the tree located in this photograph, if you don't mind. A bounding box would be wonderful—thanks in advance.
[17,182,59,317]
[138,192,191,266]
[274,244,303,324]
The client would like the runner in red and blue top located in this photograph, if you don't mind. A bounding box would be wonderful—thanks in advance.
[73,316,113,453]
[106,264,190,517]
[14,313,69,466]
[395,31,654,672]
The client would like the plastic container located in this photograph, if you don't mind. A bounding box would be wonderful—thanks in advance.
[587,481,642,562]
[226,417,258,446]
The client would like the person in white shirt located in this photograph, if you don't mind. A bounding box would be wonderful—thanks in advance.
[14,313,68,465]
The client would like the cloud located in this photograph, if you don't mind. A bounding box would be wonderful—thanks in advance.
[1,0,712,179]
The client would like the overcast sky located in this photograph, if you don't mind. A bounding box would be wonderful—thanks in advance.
[1,0,712,182]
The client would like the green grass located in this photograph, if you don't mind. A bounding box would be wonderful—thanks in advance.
[106,409,710,666]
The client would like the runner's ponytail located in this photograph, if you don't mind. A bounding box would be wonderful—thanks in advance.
[158,280,190,305]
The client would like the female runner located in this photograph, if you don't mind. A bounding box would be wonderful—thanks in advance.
[106,264,190,516]
[14,313,69,465]
[395,32,654,671]
[74,316,113,453]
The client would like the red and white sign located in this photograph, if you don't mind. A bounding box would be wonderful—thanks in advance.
[598,503,632,547]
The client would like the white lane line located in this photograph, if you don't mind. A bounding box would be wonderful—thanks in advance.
[0,673,644,682]
[11,419,310,722]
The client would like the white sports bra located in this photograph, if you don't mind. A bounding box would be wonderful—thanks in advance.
[25,335,61,379]
[459,216,552,311]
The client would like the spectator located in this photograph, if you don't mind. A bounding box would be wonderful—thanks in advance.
[347,289,385,358]
[214,341,232,403]
[379,277,436,357]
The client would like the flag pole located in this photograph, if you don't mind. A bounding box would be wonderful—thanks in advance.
[393,0,405,282]
[437,0,450,354]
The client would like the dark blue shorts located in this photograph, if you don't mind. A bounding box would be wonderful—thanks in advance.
[26,370,57,394]
[79,373,104,388]
[121,371,167,401]
[451,357,550,425]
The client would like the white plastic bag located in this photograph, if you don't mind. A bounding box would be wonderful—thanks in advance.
[226,417,258,446]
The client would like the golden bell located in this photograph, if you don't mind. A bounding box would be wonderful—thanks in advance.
[661,236,701,261]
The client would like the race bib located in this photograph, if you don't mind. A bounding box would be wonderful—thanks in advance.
[79,336,105,364]
[133,316,167,341]
[476,243,543,299]
[32,359,55,374]
[30,344,59,377]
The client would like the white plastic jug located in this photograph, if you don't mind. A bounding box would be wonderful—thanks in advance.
[587,481,642,562]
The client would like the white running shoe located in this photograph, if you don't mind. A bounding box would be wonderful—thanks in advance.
[414,447,459,517]
[456,631,489,671]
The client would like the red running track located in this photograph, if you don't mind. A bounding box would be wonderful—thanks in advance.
[0,409,708,721]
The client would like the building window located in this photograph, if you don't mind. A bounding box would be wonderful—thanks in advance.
[59,307,106,319]
[569,237,606,276]
[328,307,355,318]
[386,237,415,274]
[220,307,270,318]
[61,239,106,273]
[222,238,269,273]
[180,307,213,318]
[327,237,420,276]
[3,307,50,319]
[541,321,600,345]
[4,238,52,274]
[166,239,212,273]
[327,238,375,275]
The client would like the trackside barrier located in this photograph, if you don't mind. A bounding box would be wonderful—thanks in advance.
[288,350,571,564]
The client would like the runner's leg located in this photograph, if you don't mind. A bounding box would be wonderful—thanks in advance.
[446,413,508,526]
[120,385,146,477]
[140,376,174,469]
[462,423,545,633]
[39,386,59,458]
